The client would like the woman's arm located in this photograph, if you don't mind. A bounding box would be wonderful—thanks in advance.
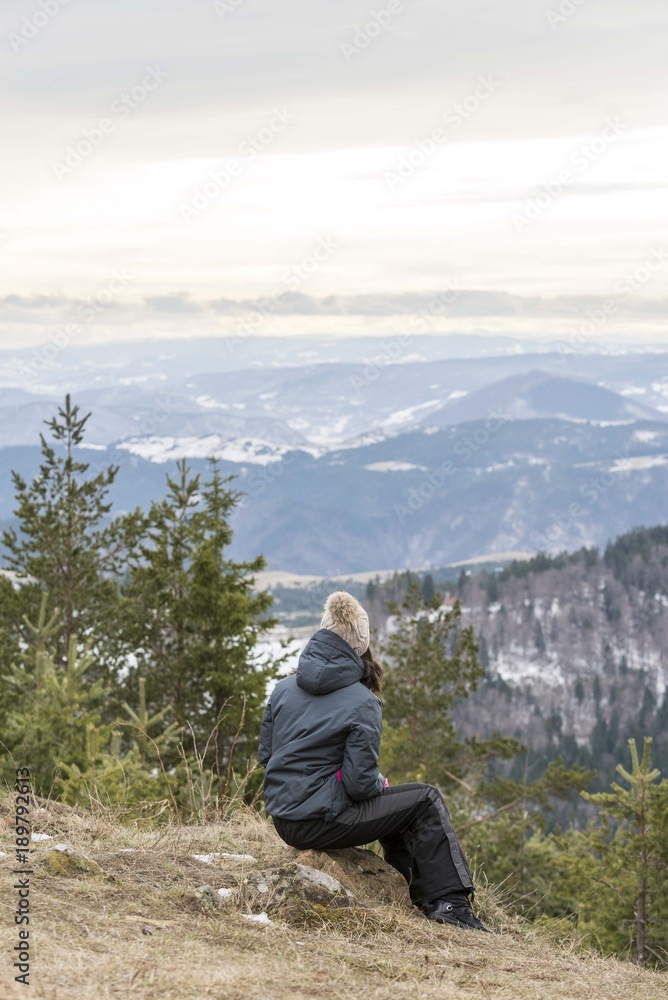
[258,700,273,767]
[340,699,385,801]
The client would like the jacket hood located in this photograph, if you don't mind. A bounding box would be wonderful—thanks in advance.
[296,628,364,695]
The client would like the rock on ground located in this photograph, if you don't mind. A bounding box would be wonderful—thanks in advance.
[242,847,412,926]
[40,845,106,878]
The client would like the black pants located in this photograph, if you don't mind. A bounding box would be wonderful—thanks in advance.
[273,782,473,905]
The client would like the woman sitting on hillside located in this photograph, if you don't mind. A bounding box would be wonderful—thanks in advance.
[258,591,489,932]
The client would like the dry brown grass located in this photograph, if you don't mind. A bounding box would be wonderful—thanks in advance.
[1,793,667,1000]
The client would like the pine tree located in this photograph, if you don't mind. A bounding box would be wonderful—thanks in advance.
[554,738,668,966]
[380,582,519,790]
[59,678,182,810]
[120,459,280,793]
[465,755,594,915]
[0,573,27,735]
[3,609,108,796]
[1,395,136,669]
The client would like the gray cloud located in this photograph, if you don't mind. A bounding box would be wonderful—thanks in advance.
[143,295,202,313]
[3,289,667,323]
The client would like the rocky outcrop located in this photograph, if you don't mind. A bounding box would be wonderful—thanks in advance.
[40,844,106,878]
[240,848,412,926]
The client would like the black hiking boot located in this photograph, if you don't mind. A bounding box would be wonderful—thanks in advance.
[411,896,432,916]
[427,894,491,932]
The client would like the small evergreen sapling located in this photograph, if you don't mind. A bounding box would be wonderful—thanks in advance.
[120,459,283,805]
[554,738,668,966]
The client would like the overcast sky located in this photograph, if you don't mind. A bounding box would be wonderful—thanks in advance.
[1,0,667,347]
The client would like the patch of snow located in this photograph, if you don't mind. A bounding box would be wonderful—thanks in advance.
[0,851,7,857]
[446,390,468,401]
[633,429,662,443]
[609,455,668,473]
[54,843,73,852]
[587,419,634,427]
[335,429,398,450]
[381,400,442,427]
[31,833,53,842]
[423,426,439,435]
[243,912,272,924]
[195,395,229,410]
[364,461,426,472]
[307,415,353,447]
[118,435,296,466]
[620,386,647,396]
[484,461,515,472]
[217,887,235,899]
[77,443,107,451]
[193,852,256,864]
[495,648,565,688]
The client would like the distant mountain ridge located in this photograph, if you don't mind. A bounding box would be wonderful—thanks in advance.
[2,352,668,456]
[422,371,668,428]
[2,340,668,574]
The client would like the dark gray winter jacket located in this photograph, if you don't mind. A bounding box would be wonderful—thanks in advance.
[258,629,385,820]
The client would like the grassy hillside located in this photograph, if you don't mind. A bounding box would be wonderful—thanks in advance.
[1,795,666,999]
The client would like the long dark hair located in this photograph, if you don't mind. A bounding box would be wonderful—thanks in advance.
[361,644,384,695]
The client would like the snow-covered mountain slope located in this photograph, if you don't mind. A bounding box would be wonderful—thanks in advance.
[5,348,668,458]
[4,342,668,575]
[420,371,668,428]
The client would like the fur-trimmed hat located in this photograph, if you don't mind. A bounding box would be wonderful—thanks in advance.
[320,591,370,656]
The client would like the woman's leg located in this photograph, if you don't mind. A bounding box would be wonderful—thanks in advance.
[273,782,473,904]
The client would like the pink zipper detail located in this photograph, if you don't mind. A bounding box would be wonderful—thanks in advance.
[336,769,342,782]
